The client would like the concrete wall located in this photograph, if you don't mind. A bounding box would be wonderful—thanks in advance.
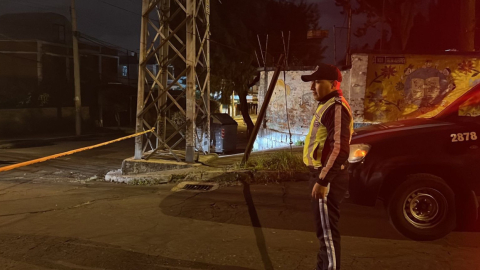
[0,51,38,80]
[348,54,369,122]
[255,68,352,150]
[253,52,480,150]
[363,53,480,122]
[0,107,90,137]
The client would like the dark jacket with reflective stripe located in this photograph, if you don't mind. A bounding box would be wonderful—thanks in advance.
[303,90,353,186]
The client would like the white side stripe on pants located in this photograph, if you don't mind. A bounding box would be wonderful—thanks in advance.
[319,198,337,270]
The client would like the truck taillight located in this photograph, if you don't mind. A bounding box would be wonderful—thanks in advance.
[221,128,225,138]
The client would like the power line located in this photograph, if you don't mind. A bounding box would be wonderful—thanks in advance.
[98,0,159,23]
[79,32,136,52]
[209,38,253,56]
[98,0,142,17]
[96,1,253,57]
[1,2,255,72]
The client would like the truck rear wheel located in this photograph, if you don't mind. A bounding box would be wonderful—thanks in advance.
[387,174,456,241]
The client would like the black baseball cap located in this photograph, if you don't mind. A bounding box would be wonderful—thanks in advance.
[301,63,342,82]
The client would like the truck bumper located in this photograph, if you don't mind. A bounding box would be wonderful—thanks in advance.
[348,162,382,207]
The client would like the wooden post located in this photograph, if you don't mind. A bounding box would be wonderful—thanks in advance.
[241,55,284,166]
[333,26,337,65]
[205,0,211,153]
[134,0,149,160]
[346,3,352,66]
[71,0,82,136]
[185,0,196,163]
[459,0,475,52]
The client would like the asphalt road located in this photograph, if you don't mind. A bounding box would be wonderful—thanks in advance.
[0,132,479,269]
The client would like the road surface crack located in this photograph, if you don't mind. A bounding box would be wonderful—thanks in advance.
[168,193,201,217]
[281,183,287,204]
[293,255,308,270]
[0,196,121,217]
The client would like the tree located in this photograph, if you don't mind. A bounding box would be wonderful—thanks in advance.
[405,1,460,52]
[335,0,429,51]
[337,0,475,52]
[459,0,476,51]
[210,0,325,135]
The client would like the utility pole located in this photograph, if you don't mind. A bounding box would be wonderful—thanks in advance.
[231,92,235,117]
[205,0,211,155]
[257,35,268,104]
[333,26,337,65]
[380,0,386,51]
[185,0,196,163]
[71,0,82,136]
[346,2,352,66]
[459,0,475,52]
[135,0,148,160]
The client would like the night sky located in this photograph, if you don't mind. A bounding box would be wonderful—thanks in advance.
[0,0,377,65]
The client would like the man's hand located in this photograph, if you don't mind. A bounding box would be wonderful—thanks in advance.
[312,183,329,200]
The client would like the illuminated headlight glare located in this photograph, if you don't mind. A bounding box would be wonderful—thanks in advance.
[348,144,371,163]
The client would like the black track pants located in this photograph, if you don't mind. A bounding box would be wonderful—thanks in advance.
[309,169,349,270]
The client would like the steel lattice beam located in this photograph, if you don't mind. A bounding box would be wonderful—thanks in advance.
[135,0,210,162]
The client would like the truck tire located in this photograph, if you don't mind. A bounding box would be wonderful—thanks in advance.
[387,174,456,241]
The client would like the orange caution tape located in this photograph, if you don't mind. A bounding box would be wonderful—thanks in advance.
[0,128,155,173]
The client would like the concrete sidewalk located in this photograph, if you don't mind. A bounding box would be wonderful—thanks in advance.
[105,146,305,185]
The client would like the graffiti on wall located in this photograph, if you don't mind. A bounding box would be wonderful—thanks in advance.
[365,55,480,122]
[260,69,350,135]
[261,76,318,134]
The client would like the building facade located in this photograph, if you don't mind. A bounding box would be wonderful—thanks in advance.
[0,12,123,136]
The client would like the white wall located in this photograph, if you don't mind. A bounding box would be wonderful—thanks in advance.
[255,67,353,150]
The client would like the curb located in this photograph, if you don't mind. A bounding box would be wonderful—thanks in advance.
[104,166,310,186]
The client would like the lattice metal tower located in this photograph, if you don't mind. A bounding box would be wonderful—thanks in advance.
[135,0,210,162]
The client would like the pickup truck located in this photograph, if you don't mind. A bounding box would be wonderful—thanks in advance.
[348,84,480,241]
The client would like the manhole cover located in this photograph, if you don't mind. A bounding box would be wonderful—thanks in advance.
[172,181,219,192]
[183,184,214,191]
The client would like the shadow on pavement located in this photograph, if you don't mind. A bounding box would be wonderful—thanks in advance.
[0,234,255,270]
[0,160,17,165]
[240,179,274,270]
[0,140,55,149]
[159,180,408,242]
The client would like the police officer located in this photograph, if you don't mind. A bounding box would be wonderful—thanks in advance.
[301,64,353,270]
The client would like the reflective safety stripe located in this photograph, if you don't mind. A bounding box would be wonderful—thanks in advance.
[340,96,354,144]
[319,198,337,270]
[320,103,342,180]
[314,99,336,121]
